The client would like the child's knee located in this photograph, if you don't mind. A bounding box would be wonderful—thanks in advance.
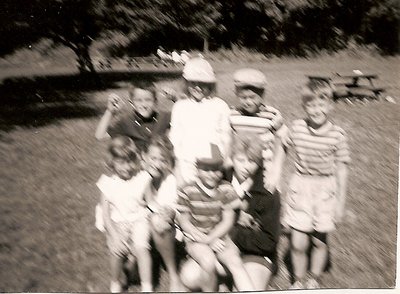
[290,230,310,252]
[198,254,217,273]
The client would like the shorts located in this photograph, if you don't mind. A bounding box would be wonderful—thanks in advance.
[106,218,151,257]
[284,173,337,233]
[242,254,275,273]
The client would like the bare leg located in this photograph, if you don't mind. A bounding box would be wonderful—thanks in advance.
[243,261,273,291]
[217,240,254,291]
[186,242,218,292]
[290,229,310,283]
[310,233,328,278]
[135,245,153,292]
[152,228,184,291]
[110,255,123,292]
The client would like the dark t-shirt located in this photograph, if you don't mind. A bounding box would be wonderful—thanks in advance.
[108,110,171,152]
[226,169,281,262]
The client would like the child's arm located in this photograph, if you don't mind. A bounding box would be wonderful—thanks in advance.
[95,94,122,140]
[335,162,348,223]
[265,136,286,193]
[176,211,207,241]
[203,208,236,244]
[101,192,118,236]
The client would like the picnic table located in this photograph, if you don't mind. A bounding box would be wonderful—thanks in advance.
[307,73,386,100]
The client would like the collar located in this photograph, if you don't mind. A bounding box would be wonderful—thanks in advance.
[134,111,158,123]
[306,120,333,136]
[196,180,217,198]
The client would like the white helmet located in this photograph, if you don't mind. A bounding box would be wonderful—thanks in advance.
[182,57,216,83]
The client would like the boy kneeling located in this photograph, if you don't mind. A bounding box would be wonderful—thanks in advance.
[176,144,254,292]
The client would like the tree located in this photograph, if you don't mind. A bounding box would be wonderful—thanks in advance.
[0,0,101,74]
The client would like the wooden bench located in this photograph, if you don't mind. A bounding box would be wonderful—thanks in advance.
[307,73,386,101]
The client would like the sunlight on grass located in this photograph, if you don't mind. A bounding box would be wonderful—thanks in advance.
[0,56,398,291]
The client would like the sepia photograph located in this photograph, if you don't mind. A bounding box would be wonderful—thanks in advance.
[0,0,399,292]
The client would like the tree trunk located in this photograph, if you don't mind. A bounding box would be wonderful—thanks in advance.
[203,37,209,53]
[74,43,96,74]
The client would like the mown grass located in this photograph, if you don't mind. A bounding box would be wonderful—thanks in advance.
[0,55,399,291]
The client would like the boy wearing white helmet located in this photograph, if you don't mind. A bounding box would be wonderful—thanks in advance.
[230,68,286,193]
[169,57,231,187]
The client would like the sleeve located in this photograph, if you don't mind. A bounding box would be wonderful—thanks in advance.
[335,131,351,163]
[156,175,178,208]
[176,189,191,213]
[221,184,242,210]
[96,174,113,201]
[216,100,232,159]
[107,114,129,138]
[232,191,281,257]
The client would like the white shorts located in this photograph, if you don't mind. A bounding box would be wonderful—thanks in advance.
[284,173,337,233]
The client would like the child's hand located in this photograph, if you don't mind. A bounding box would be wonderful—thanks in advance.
[238,211,256,228]
[107,93,124,114]
[151,213,172,233]
[259,105,283,131]
[210,238,226,252]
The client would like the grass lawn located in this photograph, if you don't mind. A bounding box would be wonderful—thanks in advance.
[0,55,399,291]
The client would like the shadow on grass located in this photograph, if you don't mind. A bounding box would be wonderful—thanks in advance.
[0,70,182,134]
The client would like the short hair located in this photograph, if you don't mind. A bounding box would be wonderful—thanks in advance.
[232,133,264,164]
[302,80,334,103]
[128,80,157,102]
[147,135,175,169]
[107,136,140,171]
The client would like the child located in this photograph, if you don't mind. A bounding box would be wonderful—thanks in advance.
[229,68,286,193]
[274,81,350,289]
[97,136,153,292]
[141,135,184,291]
[176,144,254,292]
[169,57,231,187]
[179,135,281,291]
[95,81,171,153]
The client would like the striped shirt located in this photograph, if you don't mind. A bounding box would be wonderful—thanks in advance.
[177,181,241,234]
[230,106,287,179]
[281,119,351,175]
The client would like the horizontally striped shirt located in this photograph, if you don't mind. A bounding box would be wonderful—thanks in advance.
[281,119,350,175]
[177,180,241,234]
[230,107,287,179]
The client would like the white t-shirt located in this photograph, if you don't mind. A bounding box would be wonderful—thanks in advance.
[169,97,231,162]
[153,174,178,208]
[96,171,152,223]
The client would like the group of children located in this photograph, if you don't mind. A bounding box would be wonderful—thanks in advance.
[94,56,350,292]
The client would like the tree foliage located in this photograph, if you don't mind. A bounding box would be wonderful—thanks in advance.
[0,0,398,68]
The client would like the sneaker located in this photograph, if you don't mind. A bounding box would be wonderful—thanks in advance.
[110,281,122,293]
[289,280,305,289]
[306,278,320,289]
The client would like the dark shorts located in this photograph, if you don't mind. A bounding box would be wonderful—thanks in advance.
[242,254,275,273]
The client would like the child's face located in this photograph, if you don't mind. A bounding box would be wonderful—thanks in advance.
[232,153,259,182]
[113,158,138,180]
[130,88,156,118]
[187,81,212,101]
[237,88,263,114]
[303,97,332,128]
[197,167,223,189]
[144,145,171,179]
